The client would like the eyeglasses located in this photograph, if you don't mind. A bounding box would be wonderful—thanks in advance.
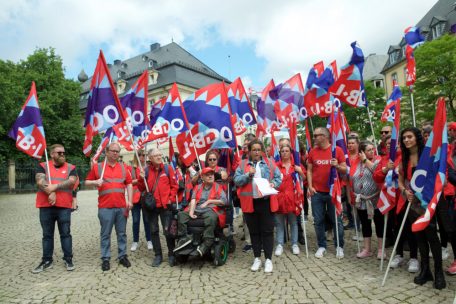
[108,150,120,153]
[208,158,217,161]
[313,134,324,138]
[54,151,65,155]
[151,154,162,157]
[251,149,262,152]
[138,154,145,157]
[380,131,390,134]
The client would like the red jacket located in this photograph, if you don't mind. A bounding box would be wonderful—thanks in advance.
[128,166,142,204]
[137,163,178,208]
[276,161,303,215]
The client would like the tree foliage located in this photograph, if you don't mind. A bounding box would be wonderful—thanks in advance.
[0,48,85,164]
[414,34,456,121]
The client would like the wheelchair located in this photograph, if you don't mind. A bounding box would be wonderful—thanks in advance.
[173,209,236,266]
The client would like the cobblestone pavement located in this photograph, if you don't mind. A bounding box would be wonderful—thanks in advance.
[0,190,455,304]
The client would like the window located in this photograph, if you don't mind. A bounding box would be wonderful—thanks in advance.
[374,80,383,88]
[391,72,398,84]
[432,22,445,39]
[401,46,406,59]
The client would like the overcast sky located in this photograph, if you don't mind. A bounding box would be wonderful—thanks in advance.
[0,0,436,90]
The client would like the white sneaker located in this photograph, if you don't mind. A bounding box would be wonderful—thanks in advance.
[292,244,300,255]
[274,244,283,256]
[442,247,449,260]
[390,255,404,268]
[336,247,344,259]
[251,258,262,272]
[352,234,363,241]
[147,241,153,250]
[264,259,273,273]
[315,247,326,258]
[407,258,420,273]
[130,242,138,251]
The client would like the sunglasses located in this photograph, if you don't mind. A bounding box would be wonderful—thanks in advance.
[55,151,65,155]
[208,158,217,161]
[380,131,390,134]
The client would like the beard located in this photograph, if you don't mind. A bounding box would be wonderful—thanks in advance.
[54,156,66,167]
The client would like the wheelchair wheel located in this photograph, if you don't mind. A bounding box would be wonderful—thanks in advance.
[228,237,236,253]
[213,241,228,266]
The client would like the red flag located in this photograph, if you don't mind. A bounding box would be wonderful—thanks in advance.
[8,81,47,159]
[405,45,416,87]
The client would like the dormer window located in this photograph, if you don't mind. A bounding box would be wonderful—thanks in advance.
[116,80,127,94]
[121,63,128,69]
[117,71,126,79]
[148,69,159,85]
[142,55,148,62]
[430,16,447,40]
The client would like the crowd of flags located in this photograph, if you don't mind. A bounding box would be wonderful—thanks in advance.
[6,26,448,232]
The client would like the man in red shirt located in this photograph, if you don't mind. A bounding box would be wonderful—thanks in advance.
[307,127,346,258]
[33,144,78,273]
[85,142,133,271]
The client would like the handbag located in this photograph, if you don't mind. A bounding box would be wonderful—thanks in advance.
[141,169,161,212]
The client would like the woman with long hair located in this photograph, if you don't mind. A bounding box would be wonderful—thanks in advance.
[234,139,282,273]
[274,143,305,256]
[398,127,445,289]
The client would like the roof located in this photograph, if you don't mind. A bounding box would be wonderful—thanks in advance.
[79,42,230,109]
[382,0,456,73]
[363,54,388,81]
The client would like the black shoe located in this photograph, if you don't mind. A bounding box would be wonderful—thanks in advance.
[168,255,176,267]
[242,244,252,252]
[434,268,446,290]
[32,260,53,274]
[385,238,394,248]
[119,256,131,268]
[101,260,110,271]
[197,240,213,257]
[298,236,306,245]
[414,262,433,285]
[64,258,75,271]
[152,255,162,267]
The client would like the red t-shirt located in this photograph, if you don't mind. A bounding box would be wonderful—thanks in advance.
[308,145,345,193]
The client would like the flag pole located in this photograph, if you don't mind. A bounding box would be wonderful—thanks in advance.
[381,201,411,286]
[100,132,114,181]
[366,105,378,154]
[409,86,416,127]
[347,188,360,254]
[301,198,309,258]
[380,213,388,271]
[44,149,52,184]
[335,207,341,259]
[125,122,150,193]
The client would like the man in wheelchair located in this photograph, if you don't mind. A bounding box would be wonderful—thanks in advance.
[175,167,227,257]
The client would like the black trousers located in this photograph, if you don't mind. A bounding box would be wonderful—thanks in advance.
[396,209,418,259]
[144,207,175,257]
[244,197,274,260]
[416,217,442,271]
[357,208,384,238]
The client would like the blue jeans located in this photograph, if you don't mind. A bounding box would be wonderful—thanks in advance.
[39,207,72,262]
[131,203,151,242]
[275,213,298,246]
[98,208,127,260]
[311,192,344,249]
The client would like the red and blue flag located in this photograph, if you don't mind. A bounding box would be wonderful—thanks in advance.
[227,78,257,136]
[8,81,47,159]
[83,50,126,156]
[410,97,448,232]
[404,26,425,49]
[405,45,416,87]
[328,102,344,215]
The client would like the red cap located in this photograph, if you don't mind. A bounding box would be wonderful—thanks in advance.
[201,167,215,175]
[449,122,456,131]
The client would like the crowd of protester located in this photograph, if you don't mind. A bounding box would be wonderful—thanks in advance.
[33,122,456,291]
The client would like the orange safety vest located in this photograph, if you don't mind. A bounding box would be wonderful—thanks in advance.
[36,162,75,208]
[236,158,279,213]
[95,162,127,206]
[187,183,226,228]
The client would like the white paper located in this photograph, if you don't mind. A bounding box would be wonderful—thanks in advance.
[253,177,278,196]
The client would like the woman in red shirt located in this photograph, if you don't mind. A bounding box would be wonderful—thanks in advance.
[274,144,305,256]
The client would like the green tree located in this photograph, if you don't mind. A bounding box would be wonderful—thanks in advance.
[414,34,456,121]
[0,48,85,164]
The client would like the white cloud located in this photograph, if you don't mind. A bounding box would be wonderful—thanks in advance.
[0,0,435,87]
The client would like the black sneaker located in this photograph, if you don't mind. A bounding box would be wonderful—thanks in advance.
[32,260,53,273]
[119,256,131,268]
[168,255,176,267]
[101,260,110,271]
[242,244,252,252]
[152,255,162,267]
[64,258,75,271]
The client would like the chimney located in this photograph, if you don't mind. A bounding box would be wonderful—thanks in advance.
[114,59,121,65]
[150,43,161,52]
